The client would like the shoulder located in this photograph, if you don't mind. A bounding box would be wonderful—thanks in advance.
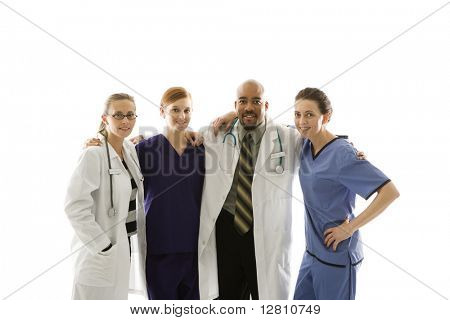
[194,143,206,154]
[271,122,303,150]
[123,139,135,150]
[82,145,104,159]
[200,124,220,145]
[75,146,104,170]
[136,134,163,151]
[269,122,299,137]
[271,122,290,133]
[333,138,358,164]
[334,138,356,153]
[123,139,139,156]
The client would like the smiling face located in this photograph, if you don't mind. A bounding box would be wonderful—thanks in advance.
[294,99,331,139]
[102,99,136,139]
[235,81,268,129]
[160,97,192,132]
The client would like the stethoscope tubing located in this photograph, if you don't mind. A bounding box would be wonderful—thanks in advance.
[222,118,284,173]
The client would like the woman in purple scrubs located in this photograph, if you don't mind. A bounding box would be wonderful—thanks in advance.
[293,88,400,300]
[136,87,205,300]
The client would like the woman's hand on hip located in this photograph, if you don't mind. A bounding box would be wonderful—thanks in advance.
[323,219,355,251]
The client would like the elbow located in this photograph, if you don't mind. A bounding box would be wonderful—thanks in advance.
[388,182,400,201]
[379,181,400,202]
[391,190,400,202]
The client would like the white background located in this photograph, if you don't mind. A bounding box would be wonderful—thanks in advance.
[0,0,449,309]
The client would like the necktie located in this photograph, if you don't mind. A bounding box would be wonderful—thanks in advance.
[234,133,254,235]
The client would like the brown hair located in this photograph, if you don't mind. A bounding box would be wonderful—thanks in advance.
[98,93,135,136]
[160,87,192,108]
[295,87,332,115]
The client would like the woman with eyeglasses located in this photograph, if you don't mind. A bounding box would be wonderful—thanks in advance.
[65,93,147,299]
[83,88,237,299]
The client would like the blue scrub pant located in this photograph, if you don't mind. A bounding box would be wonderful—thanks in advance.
[294,251,359,300]
[146,252,199,300]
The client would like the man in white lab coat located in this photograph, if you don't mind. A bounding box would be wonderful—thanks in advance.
[198,80,301,300]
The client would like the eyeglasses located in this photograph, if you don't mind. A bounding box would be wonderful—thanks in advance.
[108,112,138,120]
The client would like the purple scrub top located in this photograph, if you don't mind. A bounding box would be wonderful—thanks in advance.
[136,134,205,255]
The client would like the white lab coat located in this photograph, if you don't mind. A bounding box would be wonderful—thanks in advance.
[64,137,147,300]
[198,119,301,300]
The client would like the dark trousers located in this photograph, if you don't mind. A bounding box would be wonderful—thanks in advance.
[146,252,200,300]
[215,208,259,300]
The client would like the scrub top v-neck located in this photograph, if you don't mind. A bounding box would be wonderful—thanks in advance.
[299,137,390,266]
[136,134,205,255]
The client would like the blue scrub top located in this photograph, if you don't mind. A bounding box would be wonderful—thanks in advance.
[136,134,205,255]
[299,137,390,266]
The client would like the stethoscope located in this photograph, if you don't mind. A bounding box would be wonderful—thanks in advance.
[102,133,142,217]
[222,118,285,174]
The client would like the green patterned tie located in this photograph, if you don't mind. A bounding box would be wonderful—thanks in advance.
[234,133,254,235]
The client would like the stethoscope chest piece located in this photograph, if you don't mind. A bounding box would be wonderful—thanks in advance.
[108,207,117,217]
[222,119,285,174]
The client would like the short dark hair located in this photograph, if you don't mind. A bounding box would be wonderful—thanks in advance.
[295,87,332,115]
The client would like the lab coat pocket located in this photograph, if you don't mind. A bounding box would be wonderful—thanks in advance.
[77,244,118,287]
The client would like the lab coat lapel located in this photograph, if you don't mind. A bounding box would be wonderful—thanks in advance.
[220,123,240,176]
[99,135,142,188]
[255,119,278,173]
[232,124,240,169]
[98,135,121,161]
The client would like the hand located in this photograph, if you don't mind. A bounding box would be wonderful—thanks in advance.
[185,130,204,147]
[323,219,354,251]
[84,138,102,148]
[129,135,144,145]
[348,141,367,160]
[212,111,237,136]
[356,151,366,160]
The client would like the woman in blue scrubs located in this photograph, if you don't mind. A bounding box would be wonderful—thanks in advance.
[136,87,205,300]
[293,87,400,300]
